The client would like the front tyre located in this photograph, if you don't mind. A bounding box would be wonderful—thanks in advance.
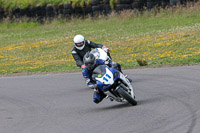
[117,87,137,106]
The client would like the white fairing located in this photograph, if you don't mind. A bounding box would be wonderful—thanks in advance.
[97,48,109,61]
[95,67,114,85]
[119,72,135,98]
[91,48,111,64]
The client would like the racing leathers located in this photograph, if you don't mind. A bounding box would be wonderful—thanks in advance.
[72,40,104,68]
[82,59,107,104]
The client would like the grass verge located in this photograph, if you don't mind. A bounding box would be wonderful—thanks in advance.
[0,4,200,76]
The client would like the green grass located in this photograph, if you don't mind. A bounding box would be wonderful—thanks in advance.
[0,4,200,75]
[0,0,105,10]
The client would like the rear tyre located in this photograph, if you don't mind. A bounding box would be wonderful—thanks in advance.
[117,87,137,106]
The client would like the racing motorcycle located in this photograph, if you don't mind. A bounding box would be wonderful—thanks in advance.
[90,48,137,105]
[92,64,137,105]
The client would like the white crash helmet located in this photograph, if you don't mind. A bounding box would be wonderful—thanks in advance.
[73,34,85,50]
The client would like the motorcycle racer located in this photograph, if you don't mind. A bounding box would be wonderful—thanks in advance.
[82,52,133,104]
[82,52,107,104]
[72,34,110,69]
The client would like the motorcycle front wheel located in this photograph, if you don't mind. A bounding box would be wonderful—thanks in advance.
[117,87,137,106]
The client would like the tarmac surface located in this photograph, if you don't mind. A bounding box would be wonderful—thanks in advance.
[0,65,200,133]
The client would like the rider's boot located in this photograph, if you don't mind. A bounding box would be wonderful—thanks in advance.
[93,89,106,104]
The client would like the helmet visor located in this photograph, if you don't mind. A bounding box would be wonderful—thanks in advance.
[75,42,84,47]
[85,62,95,70]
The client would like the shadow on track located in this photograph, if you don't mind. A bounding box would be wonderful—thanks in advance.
[102,102,133,110]
[137,96,163,106]
[87,102,134,113]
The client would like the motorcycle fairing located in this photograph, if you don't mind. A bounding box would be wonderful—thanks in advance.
[90,48,109,61]
[95,67,114,85]
[92,65,120,92]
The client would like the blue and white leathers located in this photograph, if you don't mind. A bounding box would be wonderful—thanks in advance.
[82,59,105,79]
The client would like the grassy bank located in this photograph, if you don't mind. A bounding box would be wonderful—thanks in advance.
[0,0,80,9]
[0,4,200,75]
[0,0,115,9]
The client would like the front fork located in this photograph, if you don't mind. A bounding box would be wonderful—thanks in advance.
[119,72,135,98]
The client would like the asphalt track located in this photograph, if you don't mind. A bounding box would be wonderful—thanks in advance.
[0,65,200,133]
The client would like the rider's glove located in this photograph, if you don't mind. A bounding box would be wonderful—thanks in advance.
[87,82,97,89]
[105,61,109,65]
[105,58,111,65]
[81,64,86,69]
[102,46,109,53]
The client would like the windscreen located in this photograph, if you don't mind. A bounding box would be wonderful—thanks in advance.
[92,65,107,80]
[90,49,100,59]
